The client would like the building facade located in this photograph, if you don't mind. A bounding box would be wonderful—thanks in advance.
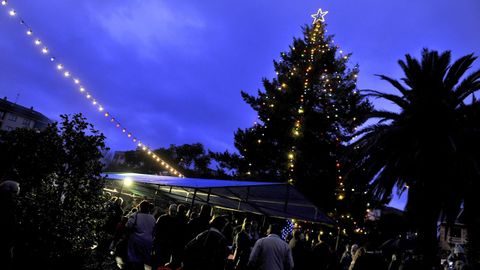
[0,97,51,131]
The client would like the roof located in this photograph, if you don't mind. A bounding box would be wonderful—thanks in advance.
[103,172,333,225]
[0,98,51,128]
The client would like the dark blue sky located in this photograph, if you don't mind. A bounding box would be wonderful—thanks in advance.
[1,0,480,209]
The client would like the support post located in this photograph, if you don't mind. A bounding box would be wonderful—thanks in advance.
[207,188,211,203]
[190,189,197,213]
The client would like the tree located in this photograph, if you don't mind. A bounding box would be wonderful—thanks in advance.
[106,143,229,179]
[214,19,371,213]
[0,114,109,270]
[354,49,480,266]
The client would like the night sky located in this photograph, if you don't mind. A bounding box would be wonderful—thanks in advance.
[1,0,480,209]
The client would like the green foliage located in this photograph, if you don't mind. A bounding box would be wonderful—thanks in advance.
[0,114,109,269]
[214,23,372,212]
[354,49,480,265]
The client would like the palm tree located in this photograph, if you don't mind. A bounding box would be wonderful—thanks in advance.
[354,49,480,267]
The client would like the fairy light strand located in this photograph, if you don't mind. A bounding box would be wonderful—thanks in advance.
[1,1,184,177]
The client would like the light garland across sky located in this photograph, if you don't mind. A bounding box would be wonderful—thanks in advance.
[1,1,184,177]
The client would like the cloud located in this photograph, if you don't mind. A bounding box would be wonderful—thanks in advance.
[89,0,206,59]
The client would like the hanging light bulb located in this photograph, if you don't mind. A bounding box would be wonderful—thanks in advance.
[41,47,48,54]
[26,29,33,35]
[34,39,41,45]
[1,1,7,6]
[8,9,16,16]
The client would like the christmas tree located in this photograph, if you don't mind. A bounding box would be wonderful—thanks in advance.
[216,9,372,212]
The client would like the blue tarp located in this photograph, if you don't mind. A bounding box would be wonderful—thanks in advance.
[103,172,333,224]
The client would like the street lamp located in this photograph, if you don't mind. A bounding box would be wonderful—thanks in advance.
[119,177,133,194]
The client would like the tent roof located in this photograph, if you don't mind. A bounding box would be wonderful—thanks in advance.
[104,172,284,189]
[103,172,333,225]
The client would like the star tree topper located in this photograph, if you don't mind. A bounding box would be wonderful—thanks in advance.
[311,8,328,24]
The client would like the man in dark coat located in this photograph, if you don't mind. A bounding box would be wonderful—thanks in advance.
[183,215,229,270]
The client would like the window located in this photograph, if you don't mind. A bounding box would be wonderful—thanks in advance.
[22,118,31,127]
[7,114,17,122]
[0,111,5,119]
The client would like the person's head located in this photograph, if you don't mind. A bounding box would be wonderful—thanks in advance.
[177,204,187,217]
[138,200,151,213]
[168,203,178,216]
[199,204,212,218]
[241,218,251,232]
[250,220,258,230]
[293,230,302,240]
[318,232,327,243]
[0,180,20,197]
[267,223,282,236]
[350,244,359,257]
[115,197,124,207]
[352,247,366,262]
[210,215,228,231]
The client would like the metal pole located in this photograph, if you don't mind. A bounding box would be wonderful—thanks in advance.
[190,189,197,213]
[207,188,211,203]
[118,181,125,195]
[335,227,341,252]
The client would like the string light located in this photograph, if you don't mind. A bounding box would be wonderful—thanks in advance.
[1,2,184,177]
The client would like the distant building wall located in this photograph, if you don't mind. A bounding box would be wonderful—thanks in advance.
[0,97,51,131]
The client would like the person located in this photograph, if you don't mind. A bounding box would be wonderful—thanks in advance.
[233,218,254,270]
[0,180,20,270]
[289,230,308,270]
[169,204,189,269]
[348,247,366,270]
[152,204,178,269]
[187,204,212,241]
[248,223,294,270]
[311,233,334,270]
[339,244,352,270]
[106,197,124,234]
[183,215,230,270]
[125,200,156,270]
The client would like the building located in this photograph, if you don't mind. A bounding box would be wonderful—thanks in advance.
[0,97,51,131]
[438,209,467,252]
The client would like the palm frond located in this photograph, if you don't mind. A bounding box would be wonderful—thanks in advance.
[363,89,409,109]
[375,75,410,97]
[444,53,476,90]
[454,70,480,102]
[368,110,400,121]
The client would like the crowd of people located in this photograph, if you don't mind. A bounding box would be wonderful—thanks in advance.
[1,180,472,270]
[102,196,424,270]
